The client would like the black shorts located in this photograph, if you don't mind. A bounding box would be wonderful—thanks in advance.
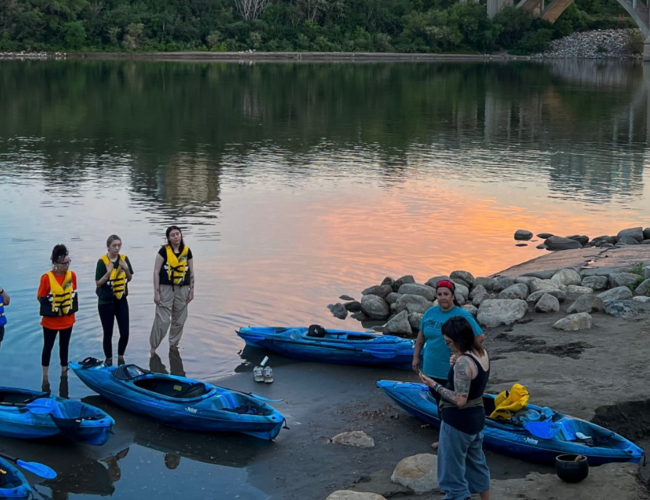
[0,325,4,342]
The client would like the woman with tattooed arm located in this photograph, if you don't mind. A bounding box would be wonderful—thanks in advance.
[419,316,491,500]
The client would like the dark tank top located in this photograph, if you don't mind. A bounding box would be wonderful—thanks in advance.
[440,353,490,435]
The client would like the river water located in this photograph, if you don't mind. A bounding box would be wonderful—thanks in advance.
[0,59,649,499]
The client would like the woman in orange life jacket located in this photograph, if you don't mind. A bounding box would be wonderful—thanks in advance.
[0,284,10,353]
[37,244,78,380]
[95,235,134,367]
[149,226,194,356]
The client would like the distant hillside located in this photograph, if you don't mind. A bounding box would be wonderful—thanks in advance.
[0,0,636,54]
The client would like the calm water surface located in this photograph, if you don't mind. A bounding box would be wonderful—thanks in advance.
[0,59,649,498]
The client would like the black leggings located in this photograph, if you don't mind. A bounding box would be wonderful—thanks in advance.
[42,326,73,367]
[98,297,130,358]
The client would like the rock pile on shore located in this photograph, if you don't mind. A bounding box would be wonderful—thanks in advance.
[0,52,67,60]
[331,260,650,337]
[518,226,650,251]
[533,29,642,59]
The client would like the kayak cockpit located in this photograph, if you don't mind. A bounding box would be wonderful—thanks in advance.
[113,364,211,399]
[211,391,276,416]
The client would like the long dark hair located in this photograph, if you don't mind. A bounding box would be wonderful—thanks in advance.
[165,225,185,252]
[50,244,69,264]
[441,316,485,356]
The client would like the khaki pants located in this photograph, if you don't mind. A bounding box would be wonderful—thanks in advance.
[150,285,189,350]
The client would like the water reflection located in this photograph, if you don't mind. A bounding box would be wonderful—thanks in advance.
[149,347,186,377]
[40,373,69,399]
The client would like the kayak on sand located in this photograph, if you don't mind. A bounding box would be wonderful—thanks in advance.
[0,386,114,446]
[377,380,644,465]
[237,325,415,369]
[70,358,286,441]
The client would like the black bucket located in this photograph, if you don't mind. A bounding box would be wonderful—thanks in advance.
[555,454,589,483]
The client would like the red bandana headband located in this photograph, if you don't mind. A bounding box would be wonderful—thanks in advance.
[436,280,456,292]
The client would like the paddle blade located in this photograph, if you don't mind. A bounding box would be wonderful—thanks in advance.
[26,398,59,415]
[524,421,562,440]
[15,459,57,479]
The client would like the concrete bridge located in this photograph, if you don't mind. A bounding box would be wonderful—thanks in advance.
[484,0,650,60]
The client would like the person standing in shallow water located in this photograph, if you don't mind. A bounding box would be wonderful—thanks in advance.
[150,226,194,356]
[37,244,78,380]
[96,235,134,366]
[0,285,10,354]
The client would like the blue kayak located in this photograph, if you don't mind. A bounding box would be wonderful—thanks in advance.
[377,380,645,465]
[237,326,415,369]
[0,456,32,499]
[70,358,285,441]
[0,387,114,446]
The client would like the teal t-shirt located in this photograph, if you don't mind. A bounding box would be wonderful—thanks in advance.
[419,305,483,380]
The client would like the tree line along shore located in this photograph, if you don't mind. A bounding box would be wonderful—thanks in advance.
[0,0,641,56]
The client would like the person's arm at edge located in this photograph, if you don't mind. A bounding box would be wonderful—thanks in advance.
[153,254,164,305]
[0,286,9,305]
[187,258,194,303]
[412,330,424,372]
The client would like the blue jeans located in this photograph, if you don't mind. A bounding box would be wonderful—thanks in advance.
[437,421,490,500]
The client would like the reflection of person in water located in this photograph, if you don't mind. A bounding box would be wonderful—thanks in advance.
[164,453,181,470]
[149,347,185,377]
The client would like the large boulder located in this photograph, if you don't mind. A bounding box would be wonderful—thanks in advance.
[498,283,529,300]
[450,270,474,287]
[477,299,528,328]
[362,285,393,299]
[461,304,478,317]
[469,284,487,300]
[385,293,401,305]
[392,275,416,292]
[608,272,640,288]
[598,286,633,303]
[385,311,413,336]
[617,235,640,245]
[529,279,565,294]
[566,285,593,295]
[591,235,616,247]
[397,283,436,302]
[535,294,560,313]
[566,294,605,314]
[644,227,650,239]
[566,234,589,246]
[553,313,593,331]
[550,268,581,287]
[328,303,348,319]
[361,295,391,319]
[514,229,533,241]
[527,289,566,303]
[603,300,638,318]
[408,312,423,331]
[394,294,432,315]
[492,277,515,293]
[473,277,496,291]
[544,236,582,250]
[581,275,608,290]
[617,226,644,242]
[391,454,438,495]
[634,278,650,295]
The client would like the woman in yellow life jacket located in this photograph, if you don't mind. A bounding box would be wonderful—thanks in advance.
[37,244,78,380]
[150,226,194,356]
[96,235,134,366]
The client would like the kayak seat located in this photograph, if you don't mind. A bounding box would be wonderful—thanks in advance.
[113,364,149,381]
[177,383,209,399]
[307,324,327,338]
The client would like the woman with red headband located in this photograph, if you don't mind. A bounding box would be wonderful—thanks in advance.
[413,279,484,448]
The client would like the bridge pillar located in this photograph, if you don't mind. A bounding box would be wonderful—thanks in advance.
[644,36,650,61]
[488,0,512,17]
